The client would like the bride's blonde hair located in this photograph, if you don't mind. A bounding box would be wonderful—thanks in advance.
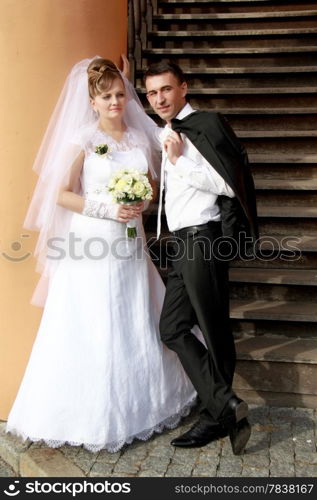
[87,58,124,98]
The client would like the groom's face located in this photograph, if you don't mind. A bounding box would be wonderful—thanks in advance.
[145,72,187,122]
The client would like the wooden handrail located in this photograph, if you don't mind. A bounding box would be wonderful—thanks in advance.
[146,0,153,31]
[128,0,155,83]
[152,0,158,14]
[140,0,147,47]
[128,0,136,83]
[133,0,142,68]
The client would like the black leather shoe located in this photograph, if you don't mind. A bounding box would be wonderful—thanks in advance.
[229,417,251,455]
[171,419,228,448]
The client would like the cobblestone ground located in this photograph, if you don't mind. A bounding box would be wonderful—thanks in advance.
[0,457,16,477]
[1,406,316,477]
[54,406,317,477]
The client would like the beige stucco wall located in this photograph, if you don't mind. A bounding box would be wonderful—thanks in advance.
[0,0,128,419]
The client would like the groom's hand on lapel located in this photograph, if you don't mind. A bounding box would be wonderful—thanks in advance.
[163,131,183,165]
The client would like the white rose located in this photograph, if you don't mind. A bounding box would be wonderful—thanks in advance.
[133,181,146,198]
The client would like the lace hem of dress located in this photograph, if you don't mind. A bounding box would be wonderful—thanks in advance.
[6,397,197,454]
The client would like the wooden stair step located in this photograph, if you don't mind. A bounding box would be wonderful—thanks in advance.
[255,178,317,190]
[229,268,317,286]
[249,153,317,163]
[144,46,317,55]
[144,107,317,116]
[145,231,317,252]
[232,317,317,336]
[160,0,317,7]
[260,235,317,253]
[160,267,317,286]
[160,0,212,2]
[247,233,317,253]
[234,336,317,407]
[150,28,317,37]
[160,0,316,4]
[237,130,317,138]
[235,336,317,363]
[139,66,317,75]
[207,108,317,115]
[146,204,317,218]
[230,299,317,321]
[139,86,317,95]
[257,205,317,218]
[141,86,317,95]
[154,11,317,20]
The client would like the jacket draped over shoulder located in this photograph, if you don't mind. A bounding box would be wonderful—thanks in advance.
[171,111,258,255]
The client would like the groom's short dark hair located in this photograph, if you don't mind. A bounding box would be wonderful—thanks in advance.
[144,61,186,85]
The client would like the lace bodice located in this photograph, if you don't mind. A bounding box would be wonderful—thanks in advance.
[79,126,149,200]
[84,127,141,153]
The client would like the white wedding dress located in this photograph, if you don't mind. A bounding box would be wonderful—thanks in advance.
[6,127,197,452]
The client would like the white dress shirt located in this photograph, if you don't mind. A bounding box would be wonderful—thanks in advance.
[157,103,235,234]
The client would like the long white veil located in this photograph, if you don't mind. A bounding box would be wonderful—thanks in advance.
[24,57,161,306]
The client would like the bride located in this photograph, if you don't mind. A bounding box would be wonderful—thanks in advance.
[5,57,196,452]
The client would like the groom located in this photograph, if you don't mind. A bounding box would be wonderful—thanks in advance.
[144,61,258,455]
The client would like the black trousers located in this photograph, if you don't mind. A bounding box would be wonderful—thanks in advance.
[159,222,236,425]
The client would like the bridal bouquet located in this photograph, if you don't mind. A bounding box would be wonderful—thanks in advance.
[108,168,153,238]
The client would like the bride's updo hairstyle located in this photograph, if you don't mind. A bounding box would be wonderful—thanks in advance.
[87,58,124,99]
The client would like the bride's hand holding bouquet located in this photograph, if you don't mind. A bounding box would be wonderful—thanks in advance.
[108,169,153,238]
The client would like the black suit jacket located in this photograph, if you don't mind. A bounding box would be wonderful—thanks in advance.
[171,111,259,251]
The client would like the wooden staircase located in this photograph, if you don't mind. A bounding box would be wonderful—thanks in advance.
[129,0,317,407]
